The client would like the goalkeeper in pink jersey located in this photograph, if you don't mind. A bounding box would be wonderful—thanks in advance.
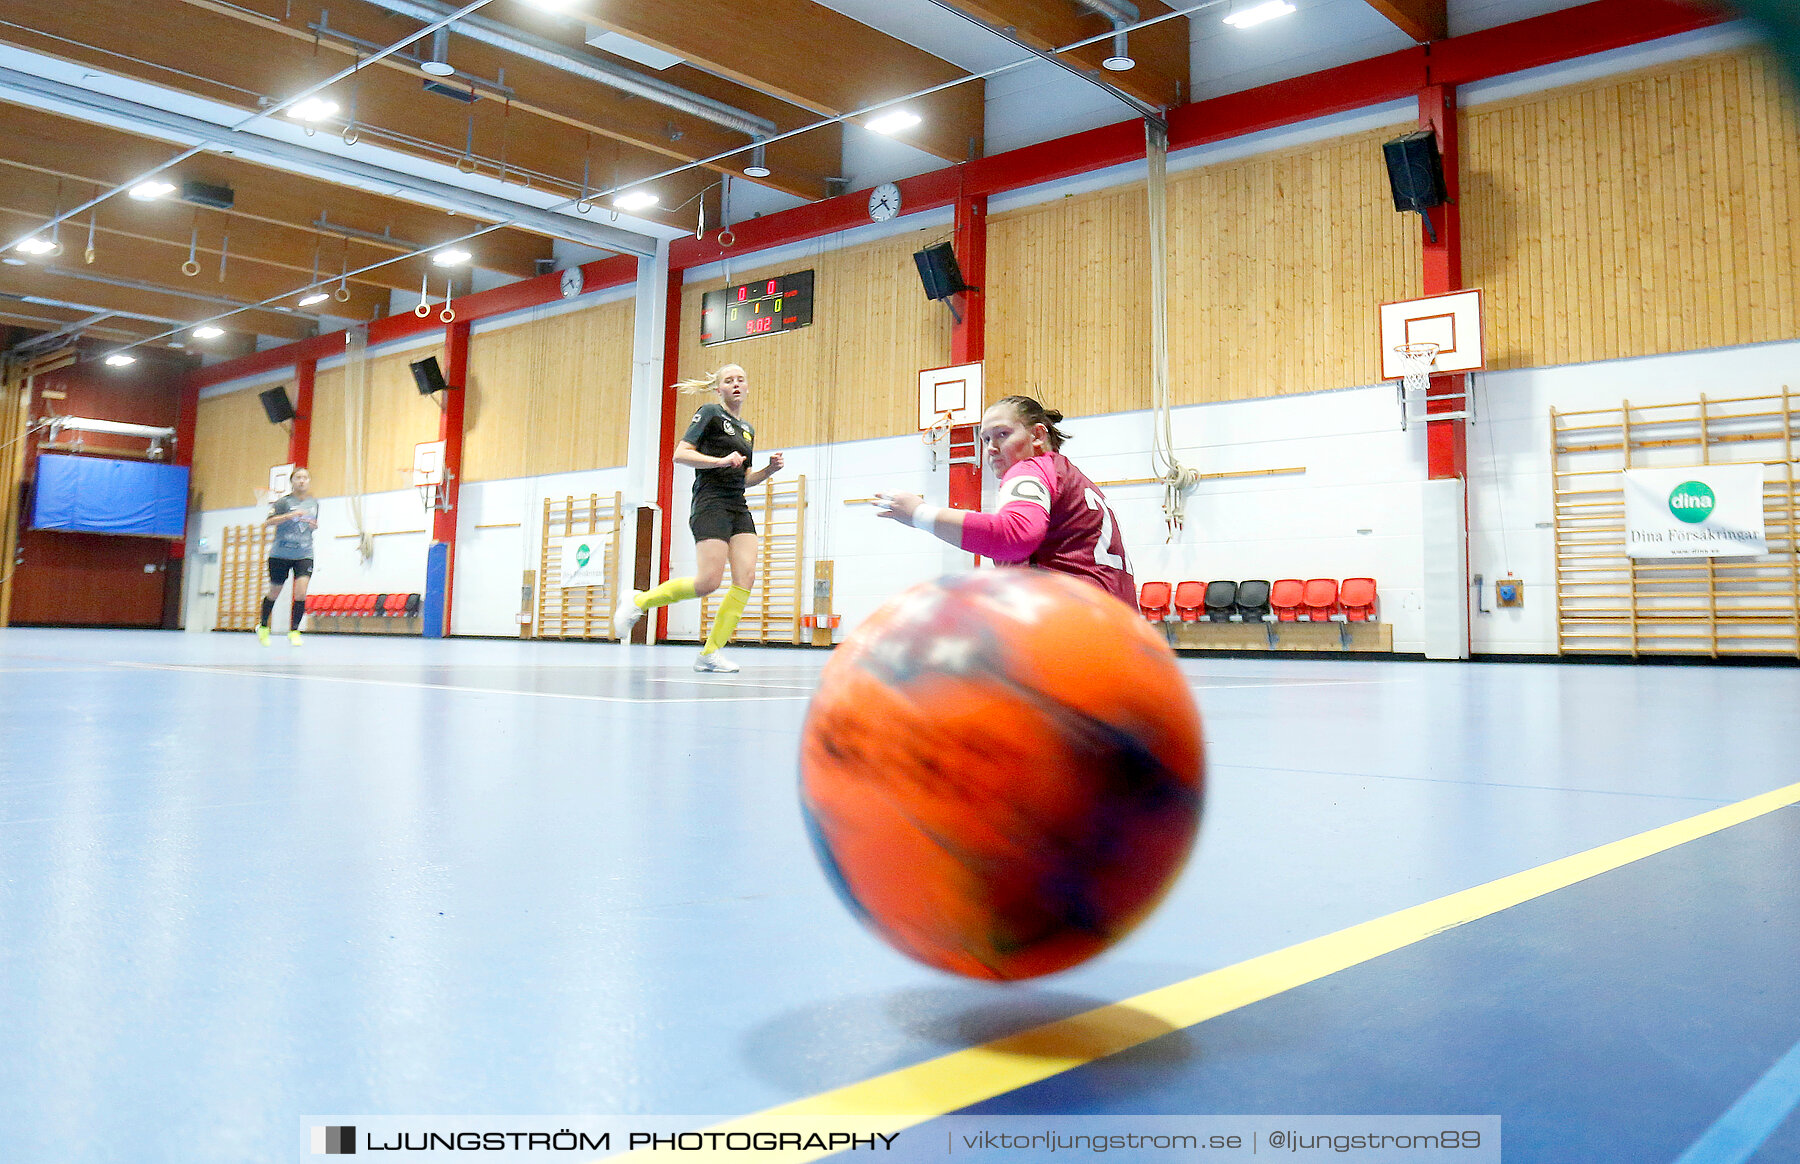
[874,395,1136,605]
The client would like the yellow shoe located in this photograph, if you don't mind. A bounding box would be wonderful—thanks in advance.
[288,630,303,645]
[255,625,270,645]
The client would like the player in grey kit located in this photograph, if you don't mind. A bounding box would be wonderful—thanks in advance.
[257,466,319,645]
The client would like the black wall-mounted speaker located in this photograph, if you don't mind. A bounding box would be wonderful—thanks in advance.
[912,243,971,302]
[410,356,450,395]
[258,386,296,424]
[1383,130,1448,213]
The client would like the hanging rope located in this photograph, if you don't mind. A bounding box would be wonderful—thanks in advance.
[343,324,373,561]
[1145,119,1198,541]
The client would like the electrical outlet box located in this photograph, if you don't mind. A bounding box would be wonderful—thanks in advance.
[1496,576,1524,607]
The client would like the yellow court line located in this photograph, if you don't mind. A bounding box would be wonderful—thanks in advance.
[608,779,1800,1160]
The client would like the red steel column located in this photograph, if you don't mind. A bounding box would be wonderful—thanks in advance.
[434,320,471,622]
[1419,83,1467,481]
[655,266,684,642]
[948,190,987,515]
[1420,82,1472,657]
[287,357,315,466]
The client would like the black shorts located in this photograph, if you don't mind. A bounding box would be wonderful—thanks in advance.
[689,501,756,543]
[268,557,314,585]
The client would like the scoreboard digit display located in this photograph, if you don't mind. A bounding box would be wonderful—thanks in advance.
[700,270,814,346]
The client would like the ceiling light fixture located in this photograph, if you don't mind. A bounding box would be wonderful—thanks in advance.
[286,97,340,123]
[1223,0,1296,29]
[431,248,471,266]
[298,292,331,307]
[865,110,922,136]
[612,191,659,212]
[743,141,771,179]
[104,353,136,367]
[421,27,455,76]
[15,237,58,256]
[129,180,176,201]
[1,257,25,267]
[192,325,224,339]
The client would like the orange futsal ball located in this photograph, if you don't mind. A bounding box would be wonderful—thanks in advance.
[799,569,1205,980]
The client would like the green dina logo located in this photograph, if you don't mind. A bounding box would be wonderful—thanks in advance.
[575,543,592,567]
[1668,481,1716,524]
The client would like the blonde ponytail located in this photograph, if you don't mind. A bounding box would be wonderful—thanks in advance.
[673,363,746,396]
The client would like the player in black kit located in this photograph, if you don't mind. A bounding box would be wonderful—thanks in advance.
[613,363,784,672]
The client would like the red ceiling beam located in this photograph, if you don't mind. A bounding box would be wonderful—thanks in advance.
[1428,0,1728,88]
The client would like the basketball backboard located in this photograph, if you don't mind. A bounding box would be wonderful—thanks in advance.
[1380,289,1485,380]
[918,362,983,431]
[412,441,446,487]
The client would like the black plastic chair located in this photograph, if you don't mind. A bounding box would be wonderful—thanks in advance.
[1203,580,1238,622]
[1235,579,1273,622]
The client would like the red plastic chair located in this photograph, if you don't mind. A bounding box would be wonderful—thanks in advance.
[1138,581,1172,623]
[1339,577,1378,621]
[1270,579,1305,622]
[1302,578,1341,622]
[1172,581,1207,622]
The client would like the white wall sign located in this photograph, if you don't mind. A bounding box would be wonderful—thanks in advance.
[1623,464,1767,558]
[557,534,611,587]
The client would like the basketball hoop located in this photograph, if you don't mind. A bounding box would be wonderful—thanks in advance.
[1394,342,1440,397]
[922,410,955,447]
[412,440,446,513]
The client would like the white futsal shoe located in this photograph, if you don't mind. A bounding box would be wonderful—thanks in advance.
[693,650,739,674]
[611,590,644,639]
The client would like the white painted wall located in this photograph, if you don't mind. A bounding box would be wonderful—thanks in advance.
[1464,338,1800,655]
[448,467,633,638]
[186,488,433,633]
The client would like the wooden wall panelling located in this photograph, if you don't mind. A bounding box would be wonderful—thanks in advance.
[304,365,348,498]
[675,238,950,450]
[463,299,636,483]
[305,347,444,499]
[1465,50,1800,371]
[191,388,290,512]
[987,124,1420,417]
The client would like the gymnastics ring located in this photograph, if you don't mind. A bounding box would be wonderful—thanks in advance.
[414,302,432,318]
[439,306,456,323]
[182,260,201,277]
[343,128,360,146]
[717,229,736,247]
[457,156,478,174]
[334,285,351,302]
[575,197,593,214]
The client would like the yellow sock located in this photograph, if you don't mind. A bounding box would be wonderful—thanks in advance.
[703,586,750,654]
[636,576,697,610]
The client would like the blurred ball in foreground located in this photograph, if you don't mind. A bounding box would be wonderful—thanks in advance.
[799,569,1205,980]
